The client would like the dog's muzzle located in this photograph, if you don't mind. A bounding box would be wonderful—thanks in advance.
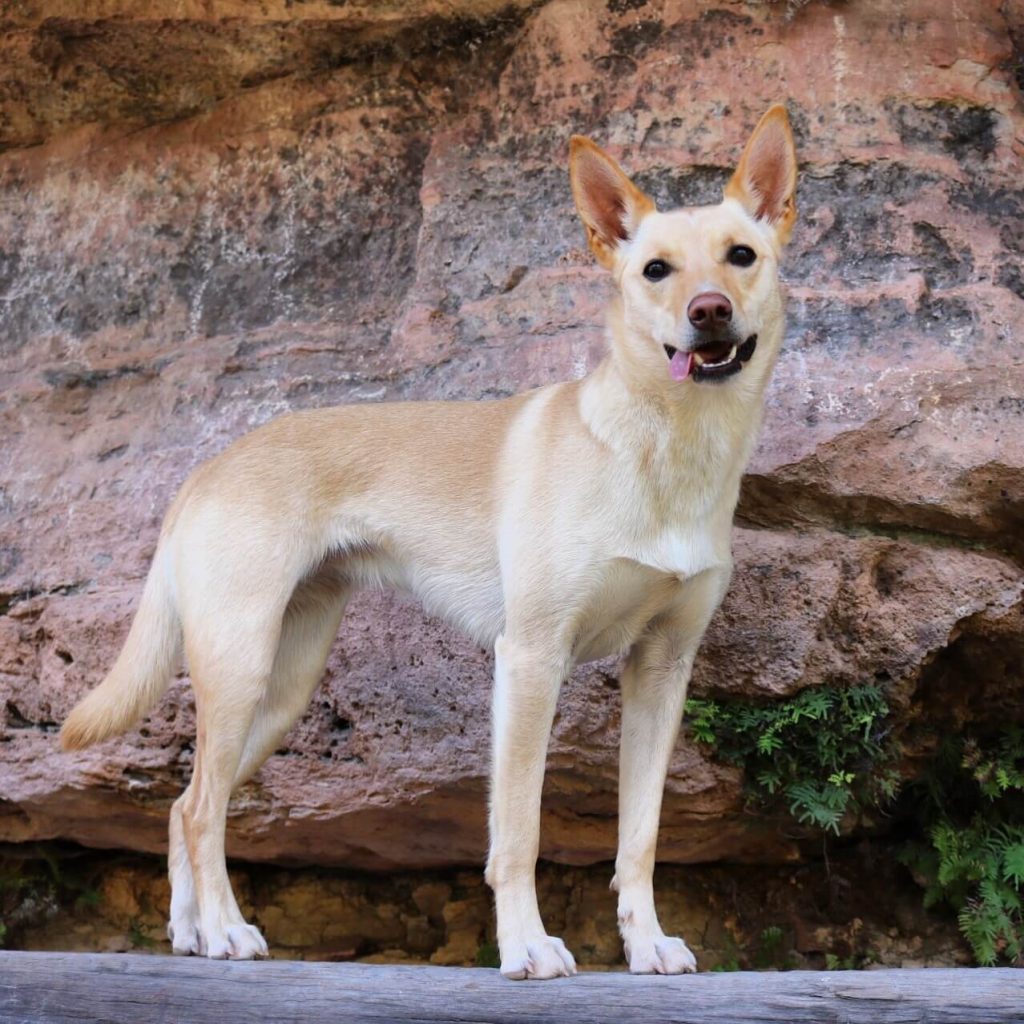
[664,291,757,382]
[663,334,757,383]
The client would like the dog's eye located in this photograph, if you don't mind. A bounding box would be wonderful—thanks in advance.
[727,245,757,268]
[642,259,671,281]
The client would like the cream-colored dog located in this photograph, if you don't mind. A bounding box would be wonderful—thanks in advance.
[62,105,797,979]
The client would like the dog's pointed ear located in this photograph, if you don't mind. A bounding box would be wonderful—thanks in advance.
[570,136,654,269]
[724,104,798,245]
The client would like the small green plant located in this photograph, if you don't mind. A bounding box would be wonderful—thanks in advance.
[707,924,796,971]
[963,730,1024,799]
[686,685,897,834]
[824,951,864,971]
[688,687,1024,968]
[128,918,157,950]
[0,844,104,948]
[474,939,500,968]
[751,924,795,970]
[710,956,741,973]
[902,729,1024,966]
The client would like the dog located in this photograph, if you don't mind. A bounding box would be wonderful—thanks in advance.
[61,104,797,979]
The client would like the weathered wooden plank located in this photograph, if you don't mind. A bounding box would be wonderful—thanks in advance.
[0,952,1022,1024]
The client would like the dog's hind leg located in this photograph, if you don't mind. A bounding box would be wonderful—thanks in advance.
[176,614,275,960]
[168,572,350,957]
[167,796,202,955]
[232,574,351,788]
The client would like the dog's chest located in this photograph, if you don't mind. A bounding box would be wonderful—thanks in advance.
[571,529,728,665]
[572,559,678,663]
[614,421,742,581]
[626,524,729,580]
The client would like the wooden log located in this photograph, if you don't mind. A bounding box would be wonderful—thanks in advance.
[1,952,1022,1024]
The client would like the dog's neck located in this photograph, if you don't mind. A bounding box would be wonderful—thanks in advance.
[578,325,777,523]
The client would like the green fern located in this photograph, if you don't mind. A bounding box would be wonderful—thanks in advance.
[901,732,1024,966]
[686,688,1024,966]
[1002,841,1024,886]
[685,685,894,836]
[962,729,1024,799]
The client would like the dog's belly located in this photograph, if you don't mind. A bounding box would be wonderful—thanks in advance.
[340,544,505,647]
[410,562,506,646]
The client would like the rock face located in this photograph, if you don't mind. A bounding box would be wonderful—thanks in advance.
[1,0,1022,870]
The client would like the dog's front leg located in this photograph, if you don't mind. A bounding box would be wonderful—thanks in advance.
[614,569,730,974]
[485,633,577,980]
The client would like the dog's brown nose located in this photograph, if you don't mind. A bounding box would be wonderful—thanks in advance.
[687,292,732,330]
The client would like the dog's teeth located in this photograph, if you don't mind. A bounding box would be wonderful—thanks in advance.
[693,352,705,366]
[703,345,738,369]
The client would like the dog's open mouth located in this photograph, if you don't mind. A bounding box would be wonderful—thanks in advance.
[663,335,757,383]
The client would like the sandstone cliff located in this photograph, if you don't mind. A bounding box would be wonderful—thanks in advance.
[1,0,1022,872]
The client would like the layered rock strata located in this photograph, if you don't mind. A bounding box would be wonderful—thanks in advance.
[1,0,1022,869]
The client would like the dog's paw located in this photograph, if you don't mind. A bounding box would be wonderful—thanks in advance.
[167,917,201,957]
[201,921,269,961]
[500,934,577,980]
[626,934,697,975]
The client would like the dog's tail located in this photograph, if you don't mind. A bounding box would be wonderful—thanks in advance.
[61,544,181,751]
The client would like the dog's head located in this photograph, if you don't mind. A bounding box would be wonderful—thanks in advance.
[570,106,797,394]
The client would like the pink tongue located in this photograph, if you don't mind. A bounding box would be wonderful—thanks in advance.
[669,350,694,381]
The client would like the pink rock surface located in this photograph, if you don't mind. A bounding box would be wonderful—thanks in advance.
[1,0,1022,869]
